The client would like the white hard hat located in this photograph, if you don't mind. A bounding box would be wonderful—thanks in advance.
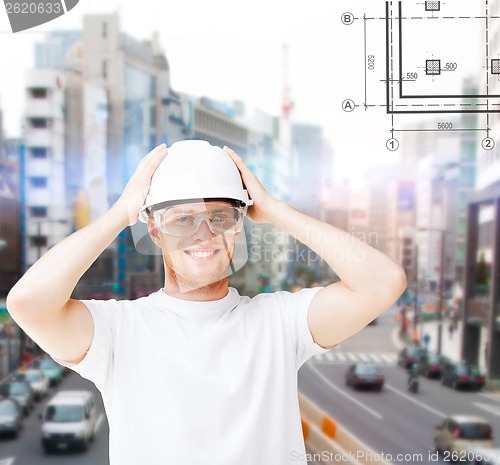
[138,140,253,223]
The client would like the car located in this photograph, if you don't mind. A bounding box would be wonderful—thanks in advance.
[0,381,35,416]
[397,346,427,368]
[441,361,486,391]
[31,357,64,387]
[417,353,448,379]
[435,415,494,456]
[15,369,49,400]
[345,363,384,390]
[0,398,23,438]
[40,390,97,453]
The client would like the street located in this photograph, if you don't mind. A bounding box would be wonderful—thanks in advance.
[0,372,109,465]
[298,306,500,464]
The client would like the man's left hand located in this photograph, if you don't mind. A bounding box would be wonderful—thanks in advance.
[223,146,279,224]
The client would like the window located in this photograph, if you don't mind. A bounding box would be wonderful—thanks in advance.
[30,236,47,248]
[457,217,467,236]
[456,243,465,263]
[30,118,48,129]
[29,177,47,188]
[402,248,413,257]
[31,147,48,158]
[459,422,492,440]
[403,258,412,268]
[45,405,84,423]
[102,60,107,79]
[102,21,107,38]
[459,167,475,188]
[29,206,47,218]
[447,420,457,434]
[458,191,468,211]
[30,88,48,98]
[460,140,476,162]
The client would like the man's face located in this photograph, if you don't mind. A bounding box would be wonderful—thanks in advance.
[147,201,242,291]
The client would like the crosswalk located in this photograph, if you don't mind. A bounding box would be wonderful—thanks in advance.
[310,351,398,365]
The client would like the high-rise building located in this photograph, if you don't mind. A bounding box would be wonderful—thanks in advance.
[462,0,500,375]
[0,100,4,158]
[23,69,72,269]
[0,159,20,296]
[365,164,403,254]
[286,124,334,287]
[78,14,176,296]
[401,104,476,291]
[290,123,325,218]
[34,31,82,70]
[0,100,20,296]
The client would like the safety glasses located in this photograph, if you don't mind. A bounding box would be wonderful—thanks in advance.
[152,203,245,237]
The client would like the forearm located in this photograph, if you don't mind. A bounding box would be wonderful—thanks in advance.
[7,202,129,314]
[267,199,406,294]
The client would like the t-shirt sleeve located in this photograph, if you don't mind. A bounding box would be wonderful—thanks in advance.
[275,287,332,370]
[51,299,116,394]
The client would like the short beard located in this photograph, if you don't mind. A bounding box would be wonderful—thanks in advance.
[162,253,230,294]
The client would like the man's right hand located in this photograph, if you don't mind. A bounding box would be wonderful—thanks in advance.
[114,144,168,226]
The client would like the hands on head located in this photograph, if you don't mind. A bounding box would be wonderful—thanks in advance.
[115,144,168,226]
[116,142,279,228]
[223,146,277,224]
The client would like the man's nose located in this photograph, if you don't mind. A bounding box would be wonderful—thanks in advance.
[191,218,215,240]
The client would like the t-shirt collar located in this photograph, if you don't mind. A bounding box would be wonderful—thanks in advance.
[149,287,240,315]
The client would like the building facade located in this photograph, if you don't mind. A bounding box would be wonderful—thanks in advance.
[462,0,500,375]
[23,69,72,269]
[0,159,20,296]
[34,30,82,70]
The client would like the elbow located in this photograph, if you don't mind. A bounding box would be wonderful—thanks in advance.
[6,286,35,321]
[373,267,407,313]
[393,266,408,298]
[6,287,26,318]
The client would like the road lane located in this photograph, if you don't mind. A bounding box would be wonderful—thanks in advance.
[307,363,384,419]
[0,371,109,465]
[300,362,446,464]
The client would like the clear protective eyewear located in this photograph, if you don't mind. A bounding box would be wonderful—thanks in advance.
[152,203,245,237]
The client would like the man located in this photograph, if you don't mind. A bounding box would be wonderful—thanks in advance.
[7,140,406,464]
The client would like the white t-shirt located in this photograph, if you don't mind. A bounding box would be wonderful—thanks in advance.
[55,286,330,465]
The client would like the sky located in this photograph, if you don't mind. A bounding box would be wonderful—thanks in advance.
[0,0,486,186]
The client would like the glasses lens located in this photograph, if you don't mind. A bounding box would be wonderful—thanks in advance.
[154,205,243,237]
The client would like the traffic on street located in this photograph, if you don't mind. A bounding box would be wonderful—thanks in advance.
[0,365,108,465]
[299,306,500,465]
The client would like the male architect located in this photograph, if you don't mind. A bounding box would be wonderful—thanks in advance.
[7,140,407,464]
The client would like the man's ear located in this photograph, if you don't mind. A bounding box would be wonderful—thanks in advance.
[147,218,163,249]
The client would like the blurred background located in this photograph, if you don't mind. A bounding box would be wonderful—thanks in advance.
[0,0,500,464]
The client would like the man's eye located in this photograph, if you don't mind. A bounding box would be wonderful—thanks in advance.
[172,216,194,225]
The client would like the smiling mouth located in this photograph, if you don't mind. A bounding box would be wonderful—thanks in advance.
[184,249,220,259]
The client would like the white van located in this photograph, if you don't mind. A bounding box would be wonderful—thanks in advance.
[40,390,97,452]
